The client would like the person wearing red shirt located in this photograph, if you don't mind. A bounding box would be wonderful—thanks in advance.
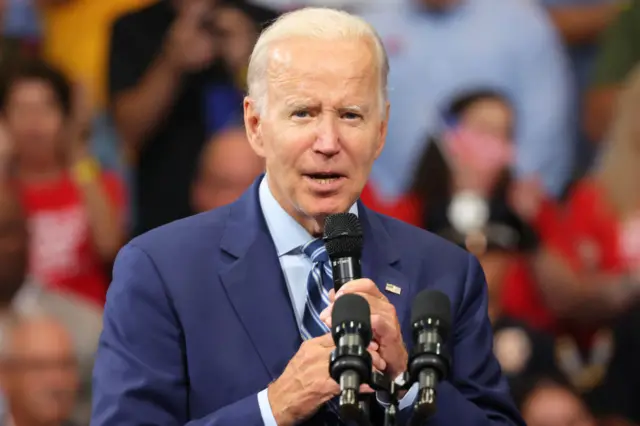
[0,60,126,307]
[529,65,640,330]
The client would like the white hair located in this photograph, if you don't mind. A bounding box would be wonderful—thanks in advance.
[246,7,389,115]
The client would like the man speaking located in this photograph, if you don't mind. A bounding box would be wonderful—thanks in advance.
[91,7,524,426]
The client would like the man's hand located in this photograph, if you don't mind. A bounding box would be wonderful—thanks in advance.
[319,279,408,380]
[214,6,258,78]
[162,0,217,73]
[268,333,385,426]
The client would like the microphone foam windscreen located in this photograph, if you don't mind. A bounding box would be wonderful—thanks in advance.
[331,294,371,343]
[323,213,364,258]
[411,289,452,340]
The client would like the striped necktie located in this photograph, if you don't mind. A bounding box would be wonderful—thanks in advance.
[301,238,333,339]
[301,238,344,424]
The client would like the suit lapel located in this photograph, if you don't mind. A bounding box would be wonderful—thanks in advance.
[358,203,413,328]
[219,179,301,381]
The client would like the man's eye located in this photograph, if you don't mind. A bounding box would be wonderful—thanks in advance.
[292,110,310,118]
[343,112,362,120]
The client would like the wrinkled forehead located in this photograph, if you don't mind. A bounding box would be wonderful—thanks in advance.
[265,38,381,107]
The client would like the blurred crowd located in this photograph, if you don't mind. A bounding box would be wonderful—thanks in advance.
[0,0,637,425]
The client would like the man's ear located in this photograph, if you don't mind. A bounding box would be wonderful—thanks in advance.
[244,96,266,158]
[374,101,390,159]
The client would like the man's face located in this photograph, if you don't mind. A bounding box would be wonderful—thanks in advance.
[523,384,596,426]
[4,80,65,167]
[0,320,79,425]
[244,37,388,231]
[191,130,265,212]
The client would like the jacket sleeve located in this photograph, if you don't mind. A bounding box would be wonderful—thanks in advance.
[91,243,265,426]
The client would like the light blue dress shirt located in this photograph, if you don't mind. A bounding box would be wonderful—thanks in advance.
[362,0,575,199]
[256,176,417,425]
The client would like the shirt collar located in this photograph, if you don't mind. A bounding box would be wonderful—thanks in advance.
[258,175,358,257]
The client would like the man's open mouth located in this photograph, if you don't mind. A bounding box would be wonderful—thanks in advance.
[304,172,345,184]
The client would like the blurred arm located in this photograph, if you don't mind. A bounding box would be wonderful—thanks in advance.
[108,19,183,158]
[546,2,622,45]
[584,3,639,143]
[531,181,640,322]
[512,6,574,198]
[532,248,639,323]
[91,244,268,426]
[73,166,125,263]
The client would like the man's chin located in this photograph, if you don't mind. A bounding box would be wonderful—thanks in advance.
[301,199,355,221]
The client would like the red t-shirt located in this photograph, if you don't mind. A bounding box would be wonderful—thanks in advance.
[501,196,565,332]
[549,178,627,274]
[19,172,125,307]
[502,178,632,334]
[359,183,423,227]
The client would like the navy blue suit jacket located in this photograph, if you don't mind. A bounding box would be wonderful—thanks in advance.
[91,179,525,425]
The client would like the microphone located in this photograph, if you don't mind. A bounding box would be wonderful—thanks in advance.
[323,213,364,291]
[329,293,372,420]
[408,289,452,421]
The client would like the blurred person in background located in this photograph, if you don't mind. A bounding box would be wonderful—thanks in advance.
[2,0,40,44]
[0,59,126,308]
[361,0,574,207]
[407,90,559,239]
[514,377,597,426]
[0,182,102,425]
[540,0,627,169]
[191,127,264,213]
[534,64,640,327]
[523,64,640,416]
[426,192,562,390]
[109,0,277,236]
[0,315,79,426]
[584,1,639,144]
[0,0,35,77]
[35,0,155,172]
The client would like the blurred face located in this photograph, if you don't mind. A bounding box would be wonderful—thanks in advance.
[477,251,514,321]
[172,0,216,12]
[522,384,596,426]
[1,320,79,425]
[459,98,513,142]
[4,80,65,168]
[192,130,265,212]
[0,188,27,305]
[244,37,388,234]
[417,0,460,11]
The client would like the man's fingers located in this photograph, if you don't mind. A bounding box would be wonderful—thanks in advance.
[313,332,336,348]
[319,304,332,322]
[328,288,336,302]
[371,313,397,342]
[369,349,387,372]
[359,384,375,394]
[368,341,379,351]
[336,279,386,300]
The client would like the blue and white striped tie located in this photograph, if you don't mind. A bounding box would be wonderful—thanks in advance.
[301,238,344,424]
[301,238,333,339]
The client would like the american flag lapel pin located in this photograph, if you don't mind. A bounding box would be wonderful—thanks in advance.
[385,283,402,295]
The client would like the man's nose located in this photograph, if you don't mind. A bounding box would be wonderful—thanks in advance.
[312,115,340,156]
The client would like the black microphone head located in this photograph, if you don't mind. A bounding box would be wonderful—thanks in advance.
[323,213,364,258]
[331,294,372,346]
[411,289,452,341]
